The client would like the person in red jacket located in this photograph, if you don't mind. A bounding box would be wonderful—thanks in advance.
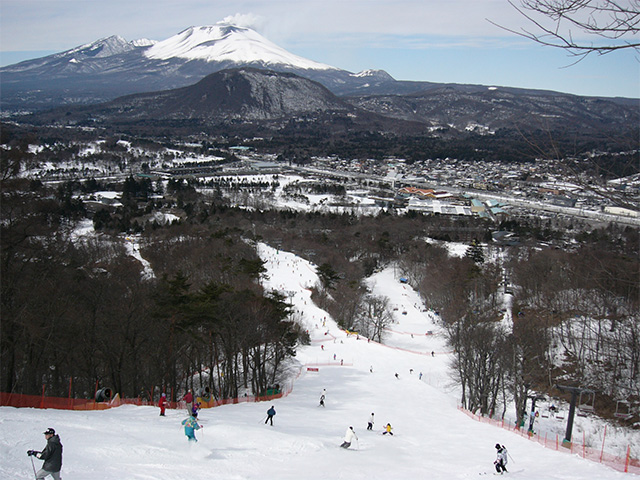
[183,390,193,415]
[159,393,167,416]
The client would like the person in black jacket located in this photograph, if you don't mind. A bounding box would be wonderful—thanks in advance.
[265,406,276,426]
[28,428,63,480]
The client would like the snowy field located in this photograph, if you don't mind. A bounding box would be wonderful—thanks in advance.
[0,243,636,479]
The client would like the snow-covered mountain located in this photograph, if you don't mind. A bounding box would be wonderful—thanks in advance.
[145,24,337,71]
[0,20,397,111]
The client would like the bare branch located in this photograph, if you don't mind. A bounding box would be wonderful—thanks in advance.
[489,0,640,59]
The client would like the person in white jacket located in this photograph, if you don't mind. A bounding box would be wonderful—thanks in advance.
[494,443,508,474]
[340,426,358,449]
[367,413,374,430]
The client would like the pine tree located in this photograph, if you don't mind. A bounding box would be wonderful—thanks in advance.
[465,240,485,264]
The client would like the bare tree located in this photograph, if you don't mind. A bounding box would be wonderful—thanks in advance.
[355,295,394,342]
[493,0,640,60]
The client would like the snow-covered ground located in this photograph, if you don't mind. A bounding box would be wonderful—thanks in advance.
[0,243,637,479]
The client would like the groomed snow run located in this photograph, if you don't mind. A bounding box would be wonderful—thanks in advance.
[0,243,635,479]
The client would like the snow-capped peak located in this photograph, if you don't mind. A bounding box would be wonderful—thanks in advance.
[144,23,338,71]
[62,35,137,58]
[131,38,157,48]
[351,69,395,81]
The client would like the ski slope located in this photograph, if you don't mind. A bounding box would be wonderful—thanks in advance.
[0,243,634,479]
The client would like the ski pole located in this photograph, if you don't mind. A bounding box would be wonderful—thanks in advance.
[29,455,37,479]
[507,452,515,464]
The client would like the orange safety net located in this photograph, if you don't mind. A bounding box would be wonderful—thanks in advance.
[458,407,640,475]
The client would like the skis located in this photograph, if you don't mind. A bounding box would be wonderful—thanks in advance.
[479,469,523,476]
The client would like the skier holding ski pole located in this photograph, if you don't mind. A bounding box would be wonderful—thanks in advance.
[340,426,358,449]
[494,443,508,474]
[27,428,63,480]
[265,406,276,426]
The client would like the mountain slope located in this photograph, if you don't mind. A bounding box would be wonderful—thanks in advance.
[33,68,356,124]
[0,243,631,480]
[347,86,640,133]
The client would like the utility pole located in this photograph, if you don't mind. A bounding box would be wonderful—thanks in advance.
[555,384,593,446]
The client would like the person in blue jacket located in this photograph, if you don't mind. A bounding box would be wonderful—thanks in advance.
[265,406,276,426]
[27,428,63,480]
[181,415,201,442]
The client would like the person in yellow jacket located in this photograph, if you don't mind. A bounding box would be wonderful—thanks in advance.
[383,423,393,435]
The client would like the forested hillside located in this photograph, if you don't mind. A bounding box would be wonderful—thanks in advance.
[1,161,638,425]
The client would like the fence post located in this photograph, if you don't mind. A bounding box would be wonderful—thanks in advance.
[600,425,606,463]
[40,384,45,408]
[625,445,631,473]
[68,377,73,409]
[583,431,586,458]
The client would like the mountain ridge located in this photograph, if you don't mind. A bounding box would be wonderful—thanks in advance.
[4,20,636,115]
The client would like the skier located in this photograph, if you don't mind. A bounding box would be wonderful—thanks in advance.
[265,405,276,426]
[340,426,358,449]
[494,443,508,474]
[367,413,374,430]
[383,423,393,435]
[27,428,63,480]
[181,415,201,442]
[183,389,193,415]
[159,393,167,416]
[319,393,325,407]
[191,401,201,418]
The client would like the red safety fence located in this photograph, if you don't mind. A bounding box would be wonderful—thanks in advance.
[0,367,303,412]
[0,391,144,410]
[458,407,640,474]
[0,388,292,412]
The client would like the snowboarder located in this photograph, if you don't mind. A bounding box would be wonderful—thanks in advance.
[340,426,358,449]
[494,443,508,474]
[367,413,374,430]
[159,393,167,416]
[265,406,276,426]
[27,428,63,480]
[383,423,393,435]
[181,415,201,442]
[183,389,193,415]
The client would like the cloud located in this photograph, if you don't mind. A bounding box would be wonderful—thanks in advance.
[221,13,265,31]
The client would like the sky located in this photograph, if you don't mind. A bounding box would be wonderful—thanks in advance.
[0,2,638,96]
[1,240,637,479]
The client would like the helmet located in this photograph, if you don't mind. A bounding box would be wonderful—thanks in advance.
[495,443,501,449]
[43,428,55,435]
